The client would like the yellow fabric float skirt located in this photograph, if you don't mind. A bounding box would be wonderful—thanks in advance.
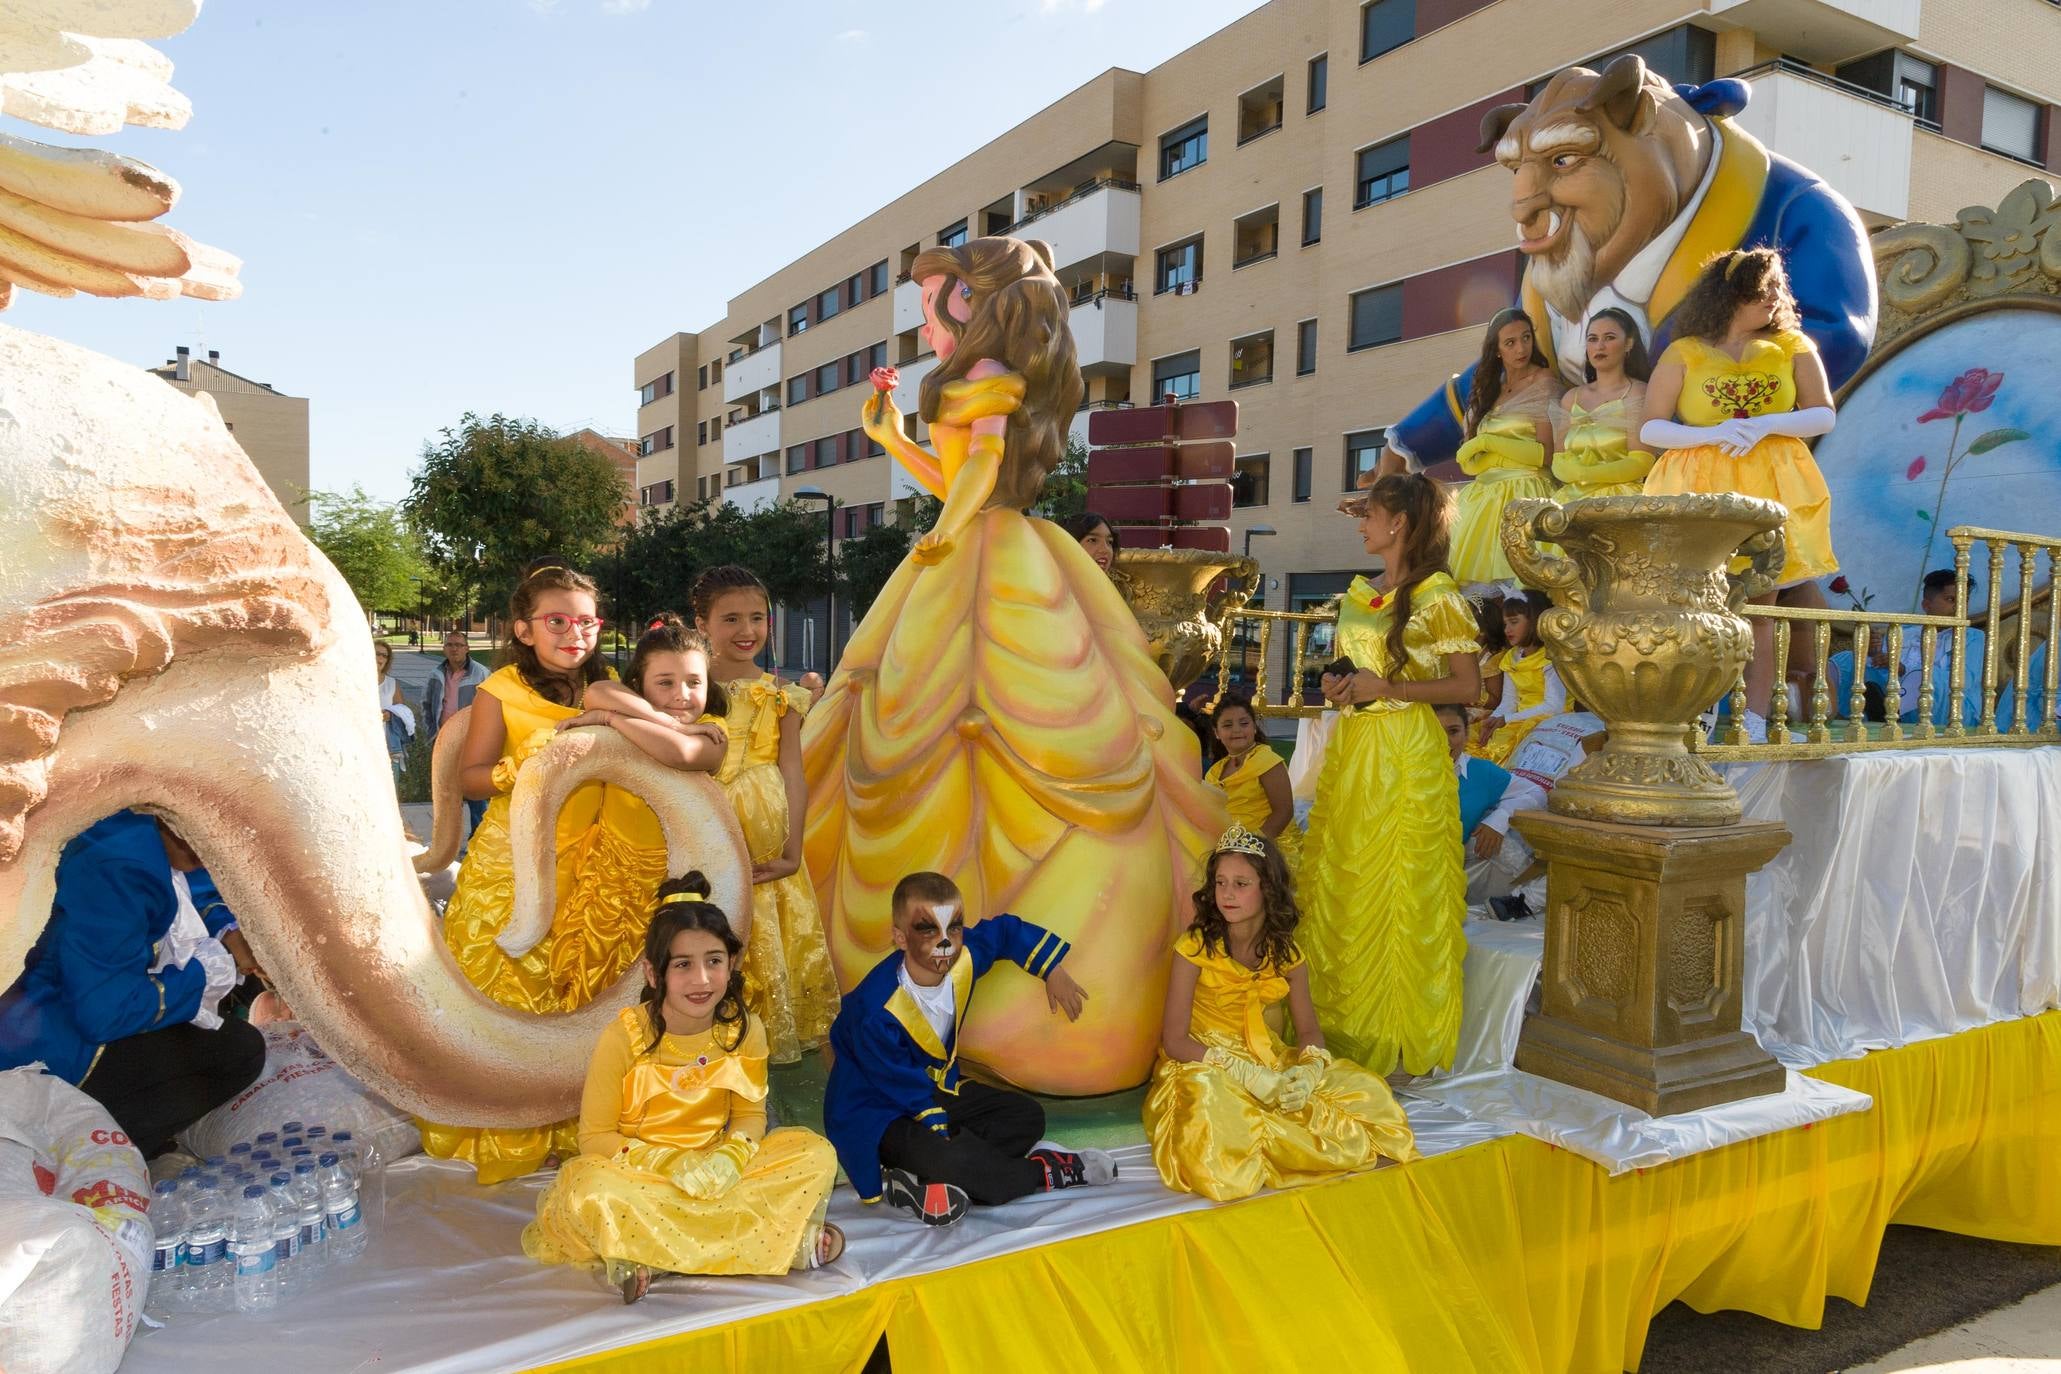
[1645,434,1838,585]
[725,762,839,1064]
[1450,467,1556,587]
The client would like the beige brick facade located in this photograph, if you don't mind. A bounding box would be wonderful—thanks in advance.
[151,347,311,525]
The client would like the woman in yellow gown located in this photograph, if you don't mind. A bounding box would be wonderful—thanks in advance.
[1202,696,1300,876]
[1301,476,1481,1075]
[692,565,841,1065]
[1448,308,1557,590]
[1472,591,1566,765]
[1641,248,1839,740]
[802,237,1226,1096]
[1551,307,1655,502]
[525,874,841,1302]
[1145,827,1416,1202]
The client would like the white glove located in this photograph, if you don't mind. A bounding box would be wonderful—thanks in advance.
[1748,406,1835,440]
[189,937,237,1030]
[1640,417,1728,452]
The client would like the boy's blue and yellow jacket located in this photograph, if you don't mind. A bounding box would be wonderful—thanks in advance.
[824,913,1070,1201]
[0,810,239,1083]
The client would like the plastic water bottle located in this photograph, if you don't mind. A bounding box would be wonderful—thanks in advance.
[290,1161,328,1274]
[228,1141,253,1164]
[304,1126,329,1151]
[253,1131,280,1153]
[229,1184,281,1313]
[330,1130,382,1220]
[279,1136,304,1156]
[319,1152,366,1263]
[183,1175,230,1312]
[266,1172,302,1297]
[146,1180,187,1319]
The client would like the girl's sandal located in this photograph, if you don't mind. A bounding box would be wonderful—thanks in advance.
[606,1260,653,1305]
[808,1223,846,1270]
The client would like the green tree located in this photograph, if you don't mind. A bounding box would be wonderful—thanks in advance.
[591,498,833,634]
[402,413,630,612]
[1030,434,1092,523]
[305,486,429,618]
[837,519,914,622]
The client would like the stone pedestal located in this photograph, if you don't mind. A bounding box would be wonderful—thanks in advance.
[1513,811,1790,1116]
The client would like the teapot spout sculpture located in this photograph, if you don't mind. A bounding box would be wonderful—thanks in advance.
[1500,494,1787,827]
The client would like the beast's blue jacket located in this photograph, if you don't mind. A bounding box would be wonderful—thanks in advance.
[824,913,1070,1201]
[1391,83,1877,469]
[0,810,239,1083]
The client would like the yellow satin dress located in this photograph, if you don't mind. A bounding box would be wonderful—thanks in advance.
[524,1009,838,1277]
[1300,574,1479,1075]
[1473,646,1558,765]
[1552,390,1654,500]
[804,371,1227,1095]
[421,665,619,1181]
[1449,372,1557,587]
[1644,331,1837,584]
[1202,746,1300,877]
[716,675,838,1064]
[1145,931,1418,1202]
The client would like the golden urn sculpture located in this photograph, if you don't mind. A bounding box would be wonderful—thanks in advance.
[1500,494,1788,827]
[1115,548,1259,692]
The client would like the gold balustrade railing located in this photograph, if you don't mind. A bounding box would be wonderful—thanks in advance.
[1212,525,2061,752]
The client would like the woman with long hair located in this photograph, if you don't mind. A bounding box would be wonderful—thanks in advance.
[806,237,1226,1093]
[1640,248,1839,741]
[1299,474,1480,1076]
[1551,307,1655,501]
[1448,308,1557,591]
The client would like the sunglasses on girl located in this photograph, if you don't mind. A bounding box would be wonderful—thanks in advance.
[533,613,606,635]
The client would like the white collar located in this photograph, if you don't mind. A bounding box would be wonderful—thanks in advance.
[1454,755,1472,779]
[1608,127,1724,309]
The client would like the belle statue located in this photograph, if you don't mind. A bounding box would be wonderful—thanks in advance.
[802,237,1226,1095]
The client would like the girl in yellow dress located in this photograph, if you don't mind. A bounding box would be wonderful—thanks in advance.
[1472,591,1565,765]
[523,871,843,1304]
[1449,307,1558,591]
[1203,697,1300,876]
[1145,825,1417,1202]
[547,614,733,1009]
[1641,248,1839,741]
[1302,475,1481,1075]
[1551,307,1655,501]
[692,566,839,1065]
[805,237,1226,1096]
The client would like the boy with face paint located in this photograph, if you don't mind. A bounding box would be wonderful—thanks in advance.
[823,871,1117,1226]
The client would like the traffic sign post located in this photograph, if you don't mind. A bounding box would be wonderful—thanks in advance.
[1084,395,1239,552]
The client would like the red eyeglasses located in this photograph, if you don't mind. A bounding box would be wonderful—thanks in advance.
[536,614,605,636]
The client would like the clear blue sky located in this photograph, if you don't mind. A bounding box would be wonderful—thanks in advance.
[15,0,1266,504]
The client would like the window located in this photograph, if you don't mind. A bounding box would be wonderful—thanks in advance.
[640,372,673,405]
[816,362,840,395]
[1897,61,1939,126]
[817,287,841,322]
[1344,429,1386,490]
[869,340,888,371]
[939,219,968,248]
[789,375,810,406]
[815,435,840,469]
[1355,136,1411,208]
[1301,187,1323,245]
[697,364,709,390]
[1229,330,1274,389]
[786,444,808,475]
[1557,24,1712,94]
[1292,447,1313,503]
[638,480,675,507]
[1296,318,1318,376]
[709,358,722,384]
[638,426,673,456]
[868,260,889,297]
[1152,350,1202,403]
[709,416,722,440]
[1233,453,1271,508]
[1237,76,1284,145]
[844,273,864,308]
[1159,116,1208,180]
[788,303,808,336]
[697,420,708,445]
[1348,282,1403,351]
[1156,236,1203,294]
[1307,53,1328,113]
[1360,0,1414,63]
[1983,86,2043,162]
[1233,205,1279,267]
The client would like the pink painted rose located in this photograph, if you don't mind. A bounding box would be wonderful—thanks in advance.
[869,365,900,393]
[1918,368,2003,422]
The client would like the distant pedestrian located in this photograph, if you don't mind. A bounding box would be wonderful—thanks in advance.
[423,630,490,833]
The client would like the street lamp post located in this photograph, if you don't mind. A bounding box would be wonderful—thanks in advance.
[409,576,426,652]
[794,487,838,674]
[1240,526,1276,686]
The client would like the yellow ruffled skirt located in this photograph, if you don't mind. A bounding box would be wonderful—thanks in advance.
[727,763,839,1064]
[1143,1039,1419,1202]
[1299,704,1467,1075]
[523,1128,838,1277]
[1450,467,1556,587]
[1644,435,1837,585]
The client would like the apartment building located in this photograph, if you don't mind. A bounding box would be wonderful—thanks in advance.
[151,345,312,525]
[634,0,2061,673]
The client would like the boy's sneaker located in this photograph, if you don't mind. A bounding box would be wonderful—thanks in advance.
[881,1167,968,1227]
[1029,1146,1118,1192]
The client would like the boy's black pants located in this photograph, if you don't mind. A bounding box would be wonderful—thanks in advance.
[877,1080,1047,1204]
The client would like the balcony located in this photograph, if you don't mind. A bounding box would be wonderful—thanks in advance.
[888,353,938,418]
[1069,291,1137,375]
[1728,60,1914,220]
[1007,180,1140,272]
[722,408,780,464]
[1704,0,1919,66]
[893,277,925,335]
[723,340,780,404]
[724,474,781,514]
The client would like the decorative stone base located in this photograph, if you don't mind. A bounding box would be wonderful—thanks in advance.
[1512,811,1790,1117]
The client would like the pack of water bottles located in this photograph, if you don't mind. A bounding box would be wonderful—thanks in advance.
[145,1119,380,1318]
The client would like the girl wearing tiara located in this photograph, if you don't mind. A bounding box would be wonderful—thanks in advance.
[1144,825,1419,1202]
[524,873,844,1303]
